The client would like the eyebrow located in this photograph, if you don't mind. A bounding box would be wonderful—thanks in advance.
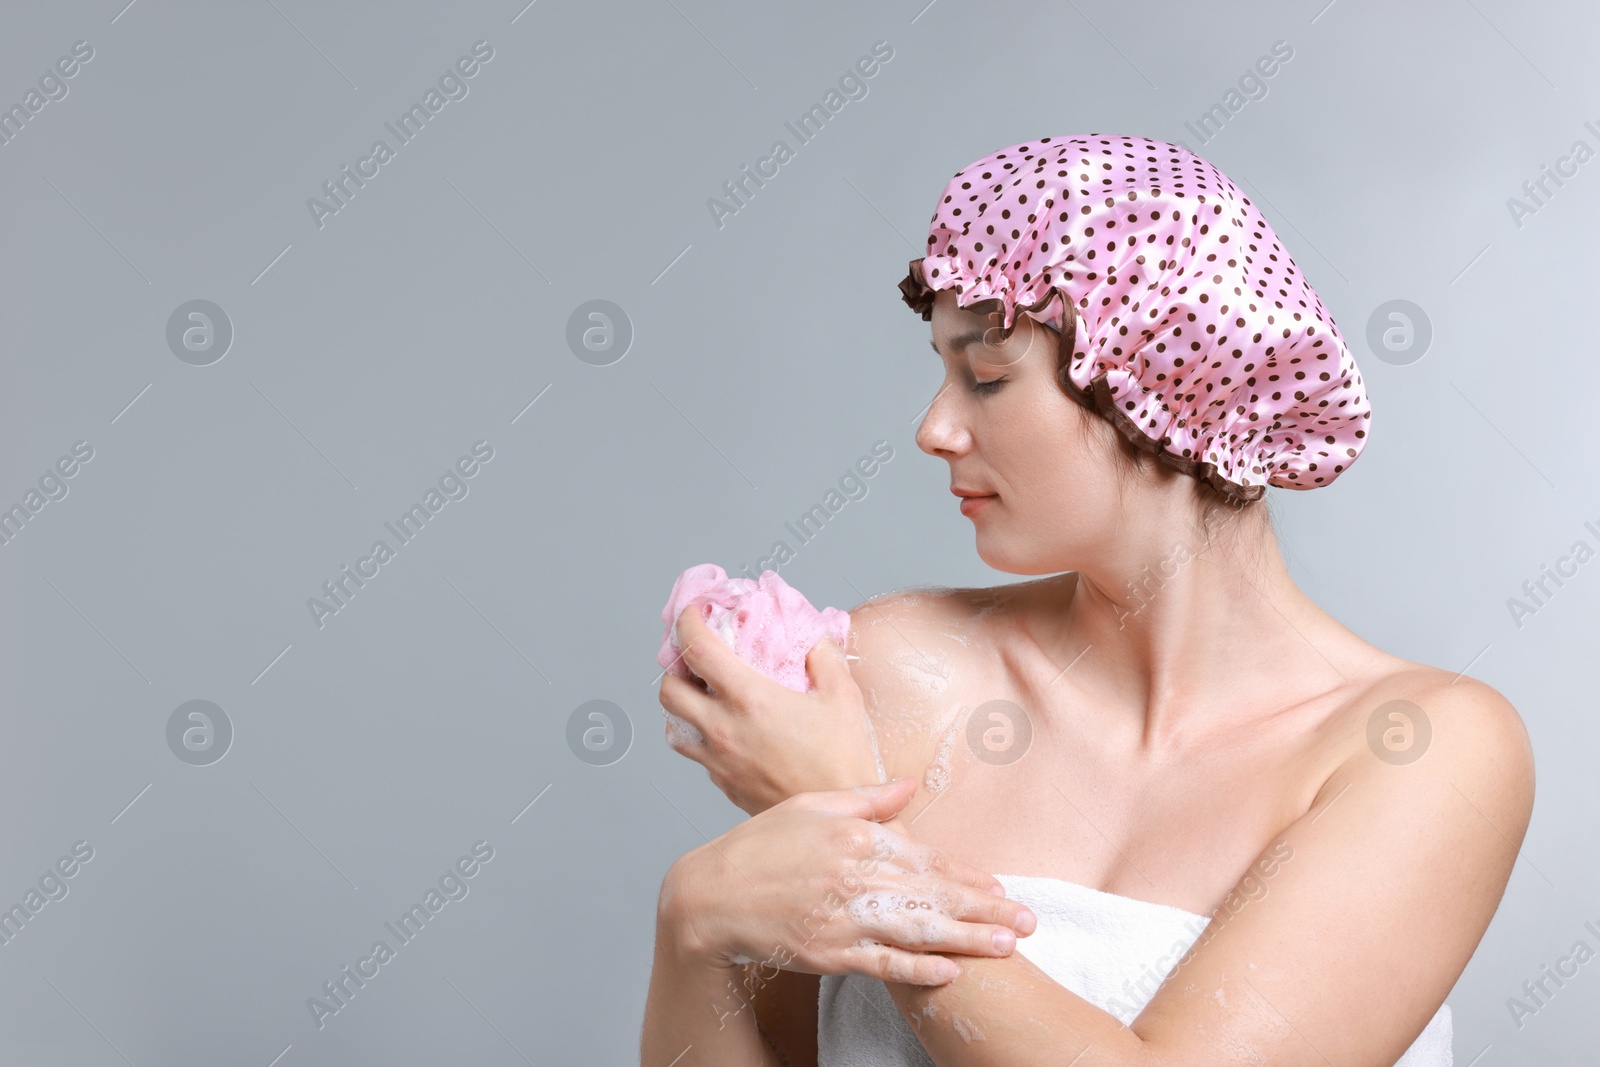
[929,328,991,355]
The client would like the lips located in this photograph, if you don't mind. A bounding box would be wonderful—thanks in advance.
[958,494,996,517]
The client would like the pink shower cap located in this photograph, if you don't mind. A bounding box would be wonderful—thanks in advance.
[899,134,1370,501]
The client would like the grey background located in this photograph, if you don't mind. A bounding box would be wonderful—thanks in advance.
[0,0,1594,1063]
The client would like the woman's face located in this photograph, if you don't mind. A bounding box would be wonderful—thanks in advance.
[917,288,1124,574]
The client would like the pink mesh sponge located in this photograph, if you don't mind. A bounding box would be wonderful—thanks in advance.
[656,564,851,744]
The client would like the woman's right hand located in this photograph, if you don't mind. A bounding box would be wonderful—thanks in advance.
[658,776,1037,986]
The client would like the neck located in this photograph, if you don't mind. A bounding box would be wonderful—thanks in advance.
[1026,503,1353,752]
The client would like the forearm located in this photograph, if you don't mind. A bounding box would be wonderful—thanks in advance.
[641,913,784,1067]
[883,951,1153,1066]
[876,819,1154,1066]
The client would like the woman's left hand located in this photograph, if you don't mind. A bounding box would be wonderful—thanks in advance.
[658,604,884,815]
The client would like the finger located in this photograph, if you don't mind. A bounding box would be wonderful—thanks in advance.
[674,605,757,706]
[851,886,1025,958]
[925,881,1037,937]
[663,714,712,761]
[658,672,719,739]
[847,942,961,986]
[805,634,853,696]
[874,834,1010,899]
[799,776,918,820]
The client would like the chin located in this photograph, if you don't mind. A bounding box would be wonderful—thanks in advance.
[975,539,1057,576]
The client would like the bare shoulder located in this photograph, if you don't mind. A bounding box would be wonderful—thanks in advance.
[840,583,1019,781]
[1324,659,1536,849]
[841,583,995,698]
[1136,662,1538,1063]
[844,582,1010,643]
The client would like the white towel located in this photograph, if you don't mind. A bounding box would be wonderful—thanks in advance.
[818,873,1451,1065]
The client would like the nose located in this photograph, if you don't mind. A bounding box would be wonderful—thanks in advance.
[915,381,968,458]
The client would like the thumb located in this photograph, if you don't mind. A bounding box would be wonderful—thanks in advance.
[806,635,853,693]
[811,775,917,820]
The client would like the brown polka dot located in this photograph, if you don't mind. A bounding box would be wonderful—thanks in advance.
[896,135,1371,501]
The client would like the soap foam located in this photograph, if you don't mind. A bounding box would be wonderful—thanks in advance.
[862,824,960,883]
[846,888,960,947]
[922,710,964,795]
[890,645,952,698]
[663,710,705,748]
[866,723,886,784]
[951,1012,987,1043]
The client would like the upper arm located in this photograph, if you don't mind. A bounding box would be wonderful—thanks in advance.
[745,589,956,1066]
[841,588,967,785]
[1131,678,1535,1066]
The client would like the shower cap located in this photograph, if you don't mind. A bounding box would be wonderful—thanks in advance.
[899,134,1370,501]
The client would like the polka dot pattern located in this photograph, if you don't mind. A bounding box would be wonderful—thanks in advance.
[899,134,1370,501]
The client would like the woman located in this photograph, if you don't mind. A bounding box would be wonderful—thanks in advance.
[641,135,1534,1066]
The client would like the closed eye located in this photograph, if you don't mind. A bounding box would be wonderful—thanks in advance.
[973,377,1006,395]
